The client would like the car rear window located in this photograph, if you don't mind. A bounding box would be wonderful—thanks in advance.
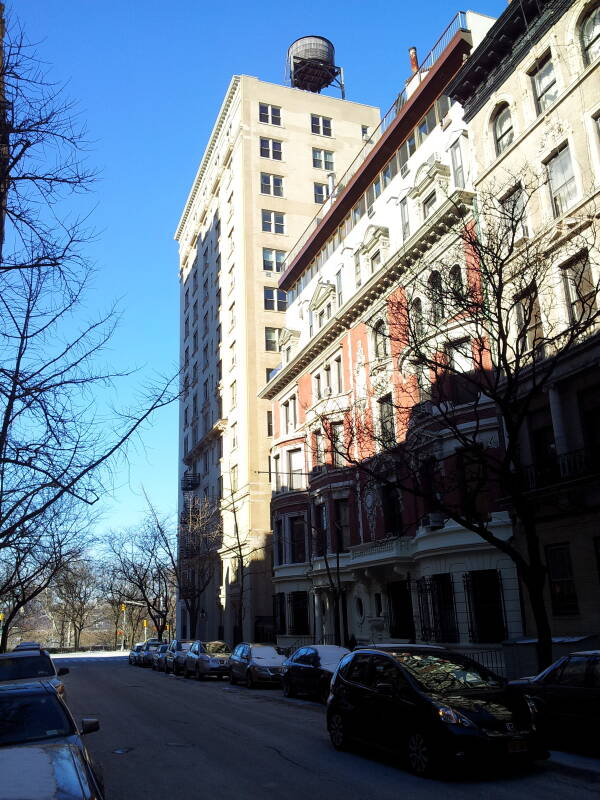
[0,656,55,681]
[394,653,502,692]
[204,642,230,655]
[0,694,73,745]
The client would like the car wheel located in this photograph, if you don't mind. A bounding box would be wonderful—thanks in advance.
[282,678,295,698]
[328,713,349,751]
[318,681,330,704]
[246,669,255,689]
[406,729,439,777]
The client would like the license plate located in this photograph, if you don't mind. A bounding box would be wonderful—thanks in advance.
[508,740,528,753]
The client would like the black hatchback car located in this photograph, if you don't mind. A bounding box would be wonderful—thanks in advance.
[327,647,547,776]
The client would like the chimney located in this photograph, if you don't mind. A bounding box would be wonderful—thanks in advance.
[409,46,419,74]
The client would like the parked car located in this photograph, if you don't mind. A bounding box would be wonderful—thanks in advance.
[184,641,231,679]
[13,641,43,651]
[138,640,163,667]
[509,650,600,755]
[326,646,547,776]
[229,643,286,687]
[282,645,349,703]
[151,644,169,671]
[128,642,144,665]
[165,639,194,675]
[0,649,69,702]
[0,681,103,799]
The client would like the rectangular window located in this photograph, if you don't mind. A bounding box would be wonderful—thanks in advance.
[335,270,343,306]
[450,139,464,188]
[262,210,285,234]
[546,144,577,217]
[289,517,306,563]
[262,248,285,272]
[260,172,284,196]
[501,185,529,240]
[287,448,302,490]
[399,134,416,173]
[370,250,381,272]
[417,106,437,143]
[314,182,330,204]
[400,197,410,239]
[259,137,282,160]
[546,543,579,615]
[354,251,362,288]
[259,103,281,125]
[266,366,278,381]
[314,373,321,400]
[314,429,324,464]
[311,114,332,136]
[561,251,597,324]
[330,421,345,467]
[230,380,237,407]
[267,410,273,437]
[230,465,238,493]
[333,499,351,552]
[263,287,287,311]
[379,393,395,446]
[531,54,558,114]
[231,422,238,449]
[312,148,334,170]
[423,191,436,219]
[265,327,280,351]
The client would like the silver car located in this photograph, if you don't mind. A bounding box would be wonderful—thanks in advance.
[184,641,231,680]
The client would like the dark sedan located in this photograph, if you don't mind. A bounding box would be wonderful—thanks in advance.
[138,640,163,667]
[509,649,600,755]
[327,646,547,776]
[128,643,144,665]
[152,644,169,671]
[282,645,349,703]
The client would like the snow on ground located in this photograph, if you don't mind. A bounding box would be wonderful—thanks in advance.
[52,650,127,660]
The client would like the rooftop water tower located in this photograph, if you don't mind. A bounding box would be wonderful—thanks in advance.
[287,36,345,97]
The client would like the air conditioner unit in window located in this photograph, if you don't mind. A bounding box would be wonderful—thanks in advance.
[421,512,445,530]
[367,205,375,218]
[265,271,273,277]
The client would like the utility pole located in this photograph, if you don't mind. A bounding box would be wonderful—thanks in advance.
[120,604,126,651]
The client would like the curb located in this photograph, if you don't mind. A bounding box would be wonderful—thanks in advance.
[544,752,600,782]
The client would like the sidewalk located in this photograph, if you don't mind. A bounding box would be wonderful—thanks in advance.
[546,750,600,781]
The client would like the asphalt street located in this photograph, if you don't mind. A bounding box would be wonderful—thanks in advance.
[58,655,599,800]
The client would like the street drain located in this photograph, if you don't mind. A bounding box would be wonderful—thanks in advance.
[112,747,133,755]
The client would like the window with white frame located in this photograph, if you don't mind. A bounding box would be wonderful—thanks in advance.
[314,372,322,400]
[581,5,600,66]
[264,287,287,311]
[493,104,514,156]
[260,137,282,160]
[312,148,334,170]
[411,297,425,341]
[230,464,238,492]
[311,114,332,136]
[500,184,529,240]
[450,139,465,187]
[423,191,437,219]
[260,173,284,196]
[262,209,285,233]
[330,421,345,467]
[263,248,286,272]
[259,103,281,125]
[515,283,544,356]
[379,394,395,446]
[335,270,343,307]
[400,197,410,240]
[530,54,558,114]
[314,182,330,204]
[231,422,238,449]
[370,250,381,273]
[428,271,445,324]
[230,380,237,408]
[561,251,597,325]
[354,251,362,288]
[374,320,389,359]
[314,429,325,464]
[265,327,280,351]
[546,144,577,217]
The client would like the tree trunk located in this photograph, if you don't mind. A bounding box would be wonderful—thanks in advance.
[331,592,342,646]
[523,571,554,671]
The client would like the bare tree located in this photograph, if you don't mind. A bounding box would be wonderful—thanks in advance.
[0,13,177,567]
[50,560,100,651]
[315,175,599,670]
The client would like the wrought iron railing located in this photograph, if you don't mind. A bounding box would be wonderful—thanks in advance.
[522,446,600,490]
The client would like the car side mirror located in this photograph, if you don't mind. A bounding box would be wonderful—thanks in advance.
[374,682,395,697]
[81,718,100,735]
[57,667,69,676]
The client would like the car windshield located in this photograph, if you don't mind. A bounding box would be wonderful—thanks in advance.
[0,694,73,746]
[204,642,230,655]
[179,642,192,651]
[0,656,55,681]
[252,646,281,661]
[394,653,502,692]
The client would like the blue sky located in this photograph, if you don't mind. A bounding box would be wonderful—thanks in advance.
[12,0,503,533]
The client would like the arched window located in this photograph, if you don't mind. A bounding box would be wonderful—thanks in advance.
[493,104,514,156]
[428,271,445,324]
[374,320,389,359]
[581,4,600,65]
[449,265,464,307]
[411,297,424,340]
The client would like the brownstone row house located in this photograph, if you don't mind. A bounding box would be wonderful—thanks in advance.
[259,0,600,673]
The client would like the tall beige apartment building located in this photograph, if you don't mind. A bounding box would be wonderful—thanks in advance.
[175,72,380,643]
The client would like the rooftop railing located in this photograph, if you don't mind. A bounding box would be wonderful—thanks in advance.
[283,12,469,271]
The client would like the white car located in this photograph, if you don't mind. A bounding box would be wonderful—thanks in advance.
[0,649,69,702]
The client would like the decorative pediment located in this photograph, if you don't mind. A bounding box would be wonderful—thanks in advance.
[409,156,451,201]
[279,327,300,348]
[308,280,336,312]
[360,225,390,257]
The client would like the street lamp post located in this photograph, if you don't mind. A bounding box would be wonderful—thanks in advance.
[120,600,146,651]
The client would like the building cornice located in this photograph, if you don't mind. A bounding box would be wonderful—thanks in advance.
[259,189,474,400]
[174,75,241,242]
[447,0,575,122]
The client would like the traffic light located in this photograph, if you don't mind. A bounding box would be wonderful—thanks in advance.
[143,619,147,628]
[120,603,126,612]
